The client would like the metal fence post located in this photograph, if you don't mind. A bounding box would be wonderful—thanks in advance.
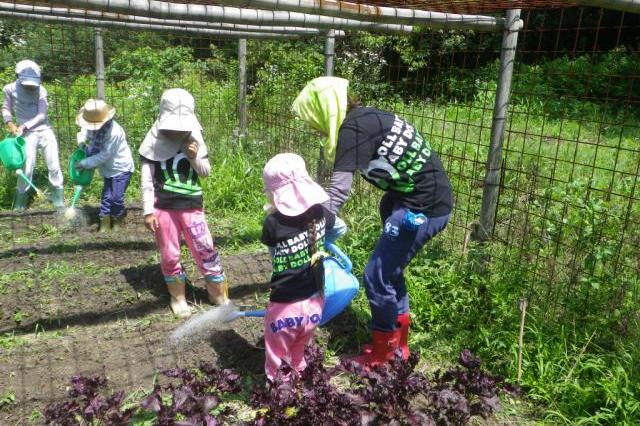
[237,38,248,139]
[94,27,105,100]
[472,9,522,242]
[324,29,335,76]
[317,29,336,182]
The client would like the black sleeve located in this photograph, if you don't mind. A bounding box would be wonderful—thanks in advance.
[261,215,276,247]
[333,121,360,173]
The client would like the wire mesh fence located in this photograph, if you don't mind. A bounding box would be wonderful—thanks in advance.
[0,3,637,330]
[0,1,638,420]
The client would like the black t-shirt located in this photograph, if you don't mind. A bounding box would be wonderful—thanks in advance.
[334,107,453,217]
[261,204,336,303]
[141,152,204,210]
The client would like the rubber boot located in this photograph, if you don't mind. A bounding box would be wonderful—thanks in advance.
[205,274,229,305]
[397,312,411,360]
[13,192,29,212]
[349,329,401,368]
[111,216,124,232]
[50,187,65,209]
[362,313,411,360]
[165,275,191,319]
[98,216,111,233]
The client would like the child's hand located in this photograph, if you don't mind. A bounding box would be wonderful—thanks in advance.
[7,122,18,135]
[184,137,198,159]
[144,214,159,233]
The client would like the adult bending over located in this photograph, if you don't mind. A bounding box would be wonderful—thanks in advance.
[292,77,453,366]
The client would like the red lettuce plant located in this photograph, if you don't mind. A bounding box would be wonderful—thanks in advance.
[139,362,242,426]
[43,375,134,426]
[251,346,517,426]
[251,345,364,425]
[44,348,518,425]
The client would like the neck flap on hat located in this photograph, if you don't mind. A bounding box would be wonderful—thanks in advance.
[85,120,114,156]
[291,77,348,163]
[139,121,207,162]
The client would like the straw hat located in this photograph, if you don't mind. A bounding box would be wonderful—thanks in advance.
[16,60,41,87]
[139,88,207,162]
[263,153,329,217]
[76,99,116,130]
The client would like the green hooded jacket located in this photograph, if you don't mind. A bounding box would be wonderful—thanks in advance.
[291,77,348,162]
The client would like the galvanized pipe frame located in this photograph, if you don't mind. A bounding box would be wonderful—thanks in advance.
[94,28,105,99]
[0,2,340,35]
[237,38,248,138]
[473,8,523,243]
[0,10,304,38]
[210,0,505,30]
[42,0,413,33]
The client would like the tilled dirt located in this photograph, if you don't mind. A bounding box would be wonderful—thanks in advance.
[0,206,273,424]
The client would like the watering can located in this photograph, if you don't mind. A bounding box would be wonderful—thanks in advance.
[0,135,25,170]
[68,148,95,209]
[210,243,360,326]
[0,134,42,194]
[69,148,94,186]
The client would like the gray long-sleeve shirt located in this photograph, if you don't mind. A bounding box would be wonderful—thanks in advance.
[324,170,354,216]
[2,82,51,132]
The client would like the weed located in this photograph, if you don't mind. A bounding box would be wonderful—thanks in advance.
[13,309,26,325]
[0,332,27,350]
[0,391,16,408]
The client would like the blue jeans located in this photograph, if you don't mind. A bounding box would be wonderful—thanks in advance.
[99,172,132,218]
[364,195,450,332]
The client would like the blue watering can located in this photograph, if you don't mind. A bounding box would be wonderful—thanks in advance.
[216,243,359,326]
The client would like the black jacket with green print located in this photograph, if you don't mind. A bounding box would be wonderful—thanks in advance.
[142,152,204,210]
[334,107,453,217]
[261,204,335,303]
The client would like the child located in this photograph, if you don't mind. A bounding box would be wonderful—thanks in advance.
[139,88,226,319]
[261,153,335,380]
[75,99,134,232]
[2,60,64,210]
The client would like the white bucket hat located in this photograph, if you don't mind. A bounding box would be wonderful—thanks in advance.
[16,60,41,87]
[139,88,207,161]
[76,99,116,130]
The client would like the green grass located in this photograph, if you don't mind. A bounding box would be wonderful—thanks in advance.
[0,54,638,424]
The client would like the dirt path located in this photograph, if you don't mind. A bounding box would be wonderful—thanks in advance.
[0,207,273,424]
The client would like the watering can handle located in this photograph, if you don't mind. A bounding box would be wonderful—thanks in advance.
[324,243,353,273]
[243,310,266,318]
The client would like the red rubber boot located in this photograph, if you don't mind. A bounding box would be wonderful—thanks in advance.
[362,313,411,360]
[350,329,401,367]
[397,312,411,359]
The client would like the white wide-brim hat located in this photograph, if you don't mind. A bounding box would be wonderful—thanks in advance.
[263,153,329,217]
[139,88,207,162]
[76,99,116,130]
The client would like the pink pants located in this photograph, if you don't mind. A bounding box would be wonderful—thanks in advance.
[154,208,223,278]
[264,293,324,380]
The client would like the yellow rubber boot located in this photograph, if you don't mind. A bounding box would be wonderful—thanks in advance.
[111,216,123,232]
[98,216,111,233]
[165,275,191,318]
[205,274,229,305]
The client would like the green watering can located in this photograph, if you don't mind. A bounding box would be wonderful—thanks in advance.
[0,134,42,194]
[68,148,95,210]
[0,135,25,170]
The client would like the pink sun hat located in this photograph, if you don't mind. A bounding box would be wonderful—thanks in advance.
[263,153,329,217]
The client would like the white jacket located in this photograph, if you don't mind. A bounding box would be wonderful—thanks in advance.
[78,120,134,178]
